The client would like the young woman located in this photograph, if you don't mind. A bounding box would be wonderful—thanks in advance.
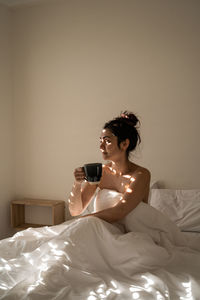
[68,111,151,223]
[1,112,199,300]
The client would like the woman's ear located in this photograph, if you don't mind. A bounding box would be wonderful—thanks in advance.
[120,139,130,151]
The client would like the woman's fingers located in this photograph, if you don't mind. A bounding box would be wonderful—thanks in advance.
[74,167,85,182]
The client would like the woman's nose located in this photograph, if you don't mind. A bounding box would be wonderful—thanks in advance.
[100,140,105,150]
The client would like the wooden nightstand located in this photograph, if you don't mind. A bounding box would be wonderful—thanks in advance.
[11,198,65,230]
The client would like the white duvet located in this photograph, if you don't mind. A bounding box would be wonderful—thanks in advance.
[0,189,200,300]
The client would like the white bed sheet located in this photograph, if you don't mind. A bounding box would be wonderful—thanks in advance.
[182,231,200,238]
[0,192,200,300]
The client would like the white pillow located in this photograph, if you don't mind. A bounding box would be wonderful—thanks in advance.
[149,189,200,232]
[150,181,160,189]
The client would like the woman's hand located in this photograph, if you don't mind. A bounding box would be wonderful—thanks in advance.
[69,167,98,217]
[74,167,86,183]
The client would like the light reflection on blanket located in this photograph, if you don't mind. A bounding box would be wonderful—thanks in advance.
[0,201,200,299]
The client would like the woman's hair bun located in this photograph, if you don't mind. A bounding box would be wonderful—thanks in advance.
[120,111,139,127]
[103,110,141,156]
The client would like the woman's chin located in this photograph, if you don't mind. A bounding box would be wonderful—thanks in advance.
[102,153,109,159]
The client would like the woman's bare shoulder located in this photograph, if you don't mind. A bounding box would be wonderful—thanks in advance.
[129,163,151,179]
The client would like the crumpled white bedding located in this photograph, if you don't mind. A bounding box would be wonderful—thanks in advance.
[0,190,200,300]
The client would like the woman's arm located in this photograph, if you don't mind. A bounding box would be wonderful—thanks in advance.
[82,168,151,223]
[68,167,98,216]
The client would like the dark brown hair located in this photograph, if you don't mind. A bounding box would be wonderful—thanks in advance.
[103,111,141,157]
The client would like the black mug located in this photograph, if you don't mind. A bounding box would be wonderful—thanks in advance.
[83,163,102,184]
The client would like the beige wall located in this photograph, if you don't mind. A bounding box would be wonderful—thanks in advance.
[0,0,200,236]
[0,5,14,238]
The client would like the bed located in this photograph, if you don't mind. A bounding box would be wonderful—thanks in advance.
[0,186,200,299]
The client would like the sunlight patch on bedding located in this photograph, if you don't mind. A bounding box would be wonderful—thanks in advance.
[109,281,121,294]
[1,258,15,272]
[132,292,140,299]
[141,275,155,293]
[48,241,58,249]
[0,284,9,291]
[63,264,70,271]
[99,295,106,298]
[156,291,165,300]
[50,249,64,256]
[110,280,117,288]
[29,259,34,265]
[50,248,71,262]
[130,285,164,300]
[129,281,168,299]
[23,254,35,266]
[37,263,48,272]
[81,270,92,275]
[129,286,142,292]
[10,258,17,262]
[15,231,24,237]
[42,255,50,262]
[88,296,97,300]
[182,282,191,288]
[88,281,121,300]
[55,256,61,261]
[179,281,192,299]
[8,238,15,242]
[108,288,121,294]
[27,277,46,293]
[89,291,96,296]
[33,231,43,238]
[23,253,30,258]
[4,264,11,271]
[129,285,143,299]
[141,275,154,286]
[96,288,104,293]
[165,291,169,298]
[46,227,59,235]
[27,286,35,293]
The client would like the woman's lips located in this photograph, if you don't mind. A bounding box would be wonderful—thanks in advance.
[100,149,108,155]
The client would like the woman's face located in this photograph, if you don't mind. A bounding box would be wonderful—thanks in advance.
[100,128,124,161]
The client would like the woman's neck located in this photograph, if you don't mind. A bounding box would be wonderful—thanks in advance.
[111,158,131,175]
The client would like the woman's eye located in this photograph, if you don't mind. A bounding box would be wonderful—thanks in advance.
[99,138,111,144]
[105,140,111,145]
